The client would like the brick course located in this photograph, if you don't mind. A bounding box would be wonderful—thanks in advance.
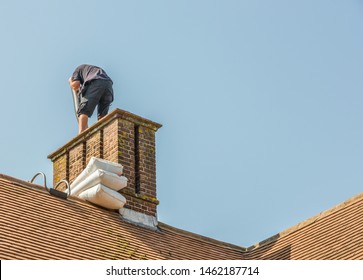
[68,142,85,184]
[86,130,103,163]
[53,154,67,187]
[138,126,157,198]
[48,109,162,217]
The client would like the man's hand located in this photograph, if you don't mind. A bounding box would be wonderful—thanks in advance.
[68,77,81,91]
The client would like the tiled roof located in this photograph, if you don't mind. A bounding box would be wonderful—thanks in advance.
[0,174,244,260]
[246,191,363,259]
[1,174,362,260]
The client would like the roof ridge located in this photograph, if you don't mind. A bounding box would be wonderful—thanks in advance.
[247,191,363,251]
[0,173,94,206]
[158,222,247,252]
[0,173,46,191]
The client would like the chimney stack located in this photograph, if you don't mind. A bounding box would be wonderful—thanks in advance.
[48,109,162,225]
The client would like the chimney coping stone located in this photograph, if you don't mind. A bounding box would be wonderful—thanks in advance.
[48,108,162,161]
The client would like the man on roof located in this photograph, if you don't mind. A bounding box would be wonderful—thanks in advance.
[69,64,114,134]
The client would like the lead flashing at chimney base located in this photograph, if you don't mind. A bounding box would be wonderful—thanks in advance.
[119,208,158,230]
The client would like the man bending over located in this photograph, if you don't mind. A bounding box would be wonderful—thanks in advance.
[69,64,114,134]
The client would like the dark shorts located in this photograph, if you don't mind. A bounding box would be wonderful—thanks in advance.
[77,79,114,119]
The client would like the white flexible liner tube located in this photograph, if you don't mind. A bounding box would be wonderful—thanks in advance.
[71,169,127,196]
[71,157,124,188]
[78,184,126,210]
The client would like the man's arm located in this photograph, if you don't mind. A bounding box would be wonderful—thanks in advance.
[68,77,81,91]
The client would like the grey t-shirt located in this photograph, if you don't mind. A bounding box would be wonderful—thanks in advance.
[71,64,113,85]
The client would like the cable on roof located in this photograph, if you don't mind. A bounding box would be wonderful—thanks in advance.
[53,180,71,198]
[30,172,48,191]
[29,172,70,199]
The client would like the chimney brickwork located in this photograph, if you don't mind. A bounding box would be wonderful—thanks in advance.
[48,109,162,217]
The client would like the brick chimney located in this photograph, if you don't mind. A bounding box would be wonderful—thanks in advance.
[48,109,162,225]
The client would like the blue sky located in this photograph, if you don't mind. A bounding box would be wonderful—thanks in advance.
[1,0,362,247]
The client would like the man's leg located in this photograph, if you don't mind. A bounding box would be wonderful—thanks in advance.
[77,82,103,134]
[97,81,114,120]
[78,114,88,134]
